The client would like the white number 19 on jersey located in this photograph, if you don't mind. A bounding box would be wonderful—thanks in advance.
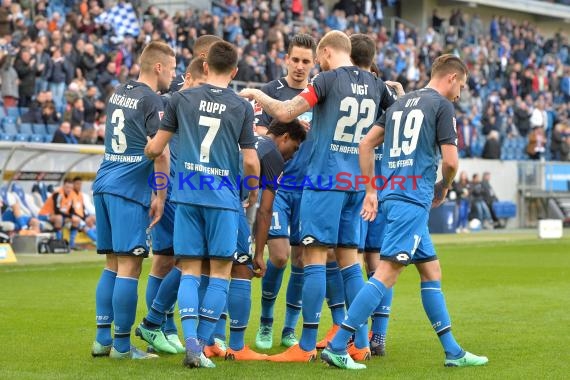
[389,109,424,158]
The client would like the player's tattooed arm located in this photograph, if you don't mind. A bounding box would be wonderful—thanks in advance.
[240,89,311,122]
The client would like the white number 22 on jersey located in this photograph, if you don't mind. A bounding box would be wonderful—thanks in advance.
[389,109,424,158]
[111,109,127,153]
[334,97,377,143]
[198,115,221,163]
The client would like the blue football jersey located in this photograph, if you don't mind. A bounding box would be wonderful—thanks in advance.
[256,135,285,194]
[255,77,313,192]
[300,66,396,191]
[378,88,457,209]
[160,84,256,211]
[160,93,179,199]
[92,80,164,206]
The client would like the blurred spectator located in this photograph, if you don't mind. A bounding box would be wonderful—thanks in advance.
[82,85,103,126]
[452,171,471,233]
[65,98,85,128]
[0,1,12,38]
[33,40,50,94]
[71,125,82,143]
[78,43,105,84]
[15,48,39,107]
[432,9,444,33]
[46,47,71,111]
[470,174,494,229]
[482,130,501,159]
[457,114,477,157]
[52,121,77,144]
[481,172,499,226]
[551,122,570,161]
[1,52,18,109]
[527,126,547,159]
[513,98,532,137]
[530,99,548,130]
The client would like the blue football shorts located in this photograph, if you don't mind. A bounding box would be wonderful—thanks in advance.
[379,199,437,265]
[173,204,239,260]
[267,189,302,246]
[94,193,150,257]
[300,189,364,248]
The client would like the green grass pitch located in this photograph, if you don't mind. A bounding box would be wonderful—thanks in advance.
[1,231,569,379]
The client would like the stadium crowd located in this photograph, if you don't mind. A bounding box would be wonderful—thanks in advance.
[0,0,569,160]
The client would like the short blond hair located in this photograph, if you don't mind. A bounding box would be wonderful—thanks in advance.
[317,30,351,54]
[431,54,468,79]
[194,35,223,58]
[139,41,175,73]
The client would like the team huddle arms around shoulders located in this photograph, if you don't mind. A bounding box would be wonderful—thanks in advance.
[91,32,488,369]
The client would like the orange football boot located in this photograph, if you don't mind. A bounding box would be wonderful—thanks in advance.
[316,324,340,349]
[267,344,317,362]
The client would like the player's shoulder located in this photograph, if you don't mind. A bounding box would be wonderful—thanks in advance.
[307,70,337,88]
[256,136,283,162]
[261,78,286,94]
[419,88,454,112]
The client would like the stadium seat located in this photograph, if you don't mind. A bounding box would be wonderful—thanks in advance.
[515,137,527,150]
[19,123,33,135]
[2,116,17,126]
[492,201,517,228]
[0,133,13,141]
[2,122,18,136]
[0,107,5,120]
[6,107,19,119]
[44,134,53,143]
[46,124,58,135]
[14,134,30,142]
[30,134,45,143]
[18,107,29,116]
[32,124,47,134]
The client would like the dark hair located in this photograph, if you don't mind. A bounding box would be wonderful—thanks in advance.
[194,35,223,57]
[431,54,468,79]
[267,119,306,142]
[72,176,82,182]
[350,34,376,69]
[288,33,317,56]
[185,57,206,79]
[370,61,380,77]
[63,178,73,184]
[207,41,238,74]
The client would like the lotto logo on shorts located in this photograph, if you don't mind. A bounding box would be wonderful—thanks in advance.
[301,236,317,246]
[395,253,411,264]
[132,247,146,256]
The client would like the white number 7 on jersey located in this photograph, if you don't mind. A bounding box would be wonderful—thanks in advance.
[198,115,221,163]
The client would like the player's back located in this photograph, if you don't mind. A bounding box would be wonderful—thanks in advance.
[258,78,313,191]
[256,135,285,192]
[93,80,163,206]
[168,84,254,211]
[161,93,179,200]
[380,88,457,209]
[307,66,393,191]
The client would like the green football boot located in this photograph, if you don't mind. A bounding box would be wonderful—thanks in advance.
[135,324,177,354]
[321,347,367,370]
[255,324,273,350]
[445,351,489,367]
